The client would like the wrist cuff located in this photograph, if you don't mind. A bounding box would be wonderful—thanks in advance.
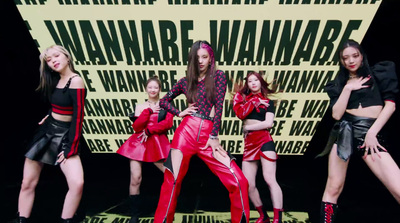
[209,134,219,140]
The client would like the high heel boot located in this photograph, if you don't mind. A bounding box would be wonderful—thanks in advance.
[272,208,284,223]
[320,201,338,223]
[255,205,270,223]
[129,194,141,223]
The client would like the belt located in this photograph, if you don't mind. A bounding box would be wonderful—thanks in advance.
[317,113,376,161]
[191,112,213,121]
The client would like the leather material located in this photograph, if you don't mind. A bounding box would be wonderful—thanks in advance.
[233,92,262,120]
[255,206,270,223]
[154,116,250,223]
[25,115,71,165]
[117,112,172,162]
[243,130,274,161]
[318,113,386,161]
[272,208,284,223]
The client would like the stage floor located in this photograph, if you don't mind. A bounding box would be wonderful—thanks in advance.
[4,153,400,223]
[4,154,311,223]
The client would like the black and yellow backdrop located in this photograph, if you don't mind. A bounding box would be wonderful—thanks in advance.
[1,0,400,223]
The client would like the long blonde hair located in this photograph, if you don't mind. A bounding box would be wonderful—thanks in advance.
[37,45,76,99]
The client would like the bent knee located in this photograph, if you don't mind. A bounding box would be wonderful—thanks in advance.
[130,175,142,187]
[20,178,39,191]
[325,183,344,197]
[69,178,84,192]
[264,178,279,188]
[247,181,257,192]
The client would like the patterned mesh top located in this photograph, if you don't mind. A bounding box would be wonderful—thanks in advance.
[160,70,227,136]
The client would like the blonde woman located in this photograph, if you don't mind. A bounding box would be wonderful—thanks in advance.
[17,45,86,223]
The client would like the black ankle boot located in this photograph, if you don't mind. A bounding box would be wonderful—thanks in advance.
[129,194,141,223]
[320,201,338,223]
[17,217,29,223]
[16,212,29,223]
[60,218,74,223]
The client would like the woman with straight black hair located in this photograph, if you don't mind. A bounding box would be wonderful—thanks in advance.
[319,39,400,223]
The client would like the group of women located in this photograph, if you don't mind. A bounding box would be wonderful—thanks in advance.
[15,39,399,223]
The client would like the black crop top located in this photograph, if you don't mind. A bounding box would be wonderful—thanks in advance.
[326,61,398,109]
[50,76,86,158]
[246,100,275,121]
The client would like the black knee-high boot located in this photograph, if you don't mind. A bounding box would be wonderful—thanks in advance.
[129,194,141,223]
[320,201,338,223]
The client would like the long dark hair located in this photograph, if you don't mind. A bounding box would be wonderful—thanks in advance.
[37,45,76,100]
[186,40,216,103]
[336,39,372,88]
[233,71,277,99]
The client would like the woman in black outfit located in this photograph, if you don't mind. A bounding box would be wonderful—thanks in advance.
[319,39,400,223]
[17,45,86,223]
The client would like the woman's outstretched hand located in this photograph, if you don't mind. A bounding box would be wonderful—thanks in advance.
[361,131,387,161]
[345,76,371,91]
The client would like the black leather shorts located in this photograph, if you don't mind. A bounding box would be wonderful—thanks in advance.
[319,113,388,161]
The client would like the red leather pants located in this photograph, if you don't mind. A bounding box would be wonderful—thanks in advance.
[154,116,250,223]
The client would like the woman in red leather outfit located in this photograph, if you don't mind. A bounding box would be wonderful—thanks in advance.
[153,40,250,223]
[233,72,284,223]
[117,76,173,223]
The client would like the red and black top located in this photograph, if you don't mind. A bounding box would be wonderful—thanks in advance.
[132,108,173,136]
[233,92,275,121]
[50,77,86,158]
[160,70,227,136]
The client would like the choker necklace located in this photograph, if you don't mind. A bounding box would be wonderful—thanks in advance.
[349,75,357,79]
[147,100,158,105]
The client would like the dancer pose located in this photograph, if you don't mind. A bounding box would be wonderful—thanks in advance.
[117,76,173,223]
[233,71,284,223]
[153,40,250,223]
[319,39,400,222]
[17,45,86,223]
